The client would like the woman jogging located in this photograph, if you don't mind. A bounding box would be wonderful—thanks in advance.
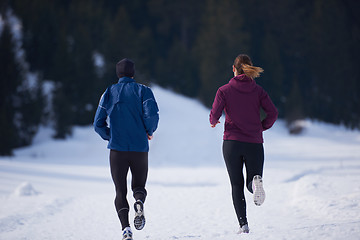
[94,58,159,240]
[209,54,278,233]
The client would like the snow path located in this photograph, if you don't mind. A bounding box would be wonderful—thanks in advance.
[1,86,360,239]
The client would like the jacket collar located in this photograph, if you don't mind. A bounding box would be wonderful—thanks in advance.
[233,74,252,82]
[118,76,134,83]
[229,74,257,93]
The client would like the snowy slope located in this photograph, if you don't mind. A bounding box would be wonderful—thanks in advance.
[0,85,360,240]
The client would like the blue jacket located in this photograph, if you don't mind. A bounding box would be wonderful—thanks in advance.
[94,77,159,152]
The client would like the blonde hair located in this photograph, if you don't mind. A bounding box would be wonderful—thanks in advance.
[234,54,263,79]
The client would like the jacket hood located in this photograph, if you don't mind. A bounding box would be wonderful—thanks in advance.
[229,74,257,93]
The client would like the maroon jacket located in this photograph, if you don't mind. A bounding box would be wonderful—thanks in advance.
[210,74,278,143]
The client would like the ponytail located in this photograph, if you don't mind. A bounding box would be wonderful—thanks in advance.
[241,64,264,79]
[234,54,263,79]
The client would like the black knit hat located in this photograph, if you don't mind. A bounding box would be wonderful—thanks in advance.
[116,58,135,78]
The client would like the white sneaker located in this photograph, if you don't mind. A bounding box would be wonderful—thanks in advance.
[122,227,133,240]
[134,200,146,230]
[252,175,265,206]
[238,224,250,234]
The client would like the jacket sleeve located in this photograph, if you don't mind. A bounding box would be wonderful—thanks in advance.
[260,88,278,131]
[93,89,110,141]
[209,88,225,125]
[142,87,159,136]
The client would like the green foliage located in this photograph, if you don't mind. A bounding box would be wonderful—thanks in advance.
[0,20,43,155]
[194,0,249,106]
[0,23,19,155]
[1,0,358,152]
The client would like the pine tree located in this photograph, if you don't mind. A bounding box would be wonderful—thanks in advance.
[307,0,357,127]
[259,31,285,114]
[285,79,304,127]
[194,0,250,106]
[0,22,19,155]
[0,19,43,155]
[7,0,360,132]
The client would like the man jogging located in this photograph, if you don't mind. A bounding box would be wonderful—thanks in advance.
[94,58,159,240]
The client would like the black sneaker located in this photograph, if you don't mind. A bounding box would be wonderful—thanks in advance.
[134,200,145,230]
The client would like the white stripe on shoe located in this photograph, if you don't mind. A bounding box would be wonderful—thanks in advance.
[122,227,133,240]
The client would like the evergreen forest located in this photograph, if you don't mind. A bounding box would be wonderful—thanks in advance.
[0,0,359,155]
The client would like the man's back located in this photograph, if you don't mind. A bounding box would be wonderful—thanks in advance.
[94,77,159,152]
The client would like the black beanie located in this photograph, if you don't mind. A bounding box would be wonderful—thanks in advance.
[116,58,135,78]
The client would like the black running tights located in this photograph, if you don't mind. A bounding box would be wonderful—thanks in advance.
[109,150,148,230]
[222,140,264,227]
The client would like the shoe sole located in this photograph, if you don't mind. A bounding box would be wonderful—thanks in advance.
[134,201,145,230]
[253,175,265,206]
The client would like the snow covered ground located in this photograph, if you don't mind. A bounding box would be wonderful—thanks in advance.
[1,86,360,240]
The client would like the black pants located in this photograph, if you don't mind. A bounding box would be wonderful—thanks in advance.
[109,150,148,230]
[222,140,264,227]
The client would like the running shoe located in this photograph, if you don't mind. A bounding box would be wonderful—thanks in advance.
[134,200,146,230]
[238,224,250,234]
[122,227,133,240]
[252,175,265,206]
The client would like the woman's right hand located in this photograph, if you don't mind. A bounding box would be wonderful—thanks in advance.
[211,121,220,128]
